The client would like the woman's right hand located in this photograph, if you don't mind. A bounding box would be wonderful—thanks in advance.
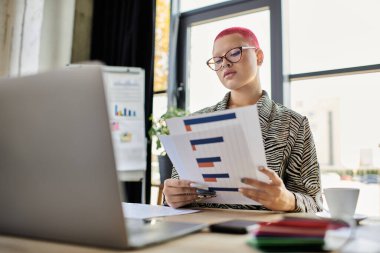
[163,179,198,208]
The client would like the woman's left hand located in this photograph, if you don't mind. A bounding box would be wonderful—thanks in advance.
[239,167,296,211]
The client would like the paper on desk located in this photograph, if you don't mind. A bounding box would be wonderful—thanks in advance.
[159,105,269,205]
[122,203,200,219]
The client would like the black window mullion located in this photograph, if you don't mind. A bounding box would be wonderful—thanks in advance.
[289,64,380,82]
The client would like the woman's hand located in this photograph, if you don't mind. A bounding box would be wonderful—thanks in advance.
[163,179,198,208]
[239,167,296,211]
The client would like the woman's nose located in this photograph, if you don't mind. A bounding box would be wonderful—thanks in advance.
[222,57,232,69]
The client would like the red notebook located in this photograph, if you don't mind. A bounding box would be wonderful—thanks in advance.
[254,217,348,238]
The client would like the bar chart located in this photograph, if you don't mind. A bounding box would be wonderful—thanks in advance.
[202,173,230,182]
[190,136,224,150]
[114,104,137,117]
[196,156,222,167]
[160,104,267,204]
[183,112,236,131]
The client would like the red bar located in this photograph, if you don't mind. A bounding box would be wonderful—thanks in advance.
[192,145,196,151]
[198,162,214,167]
[185,125,192,131]
[204,178,217,182]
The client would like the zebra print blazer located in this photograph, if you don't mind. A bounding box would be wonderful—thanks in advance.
[170,90,323,213]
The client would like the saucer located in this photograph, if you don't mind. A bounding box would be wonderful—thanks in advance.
[316,211,367,222]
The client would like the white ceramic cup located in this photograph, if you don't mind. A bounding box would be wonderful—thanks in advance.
[324,187,359,219]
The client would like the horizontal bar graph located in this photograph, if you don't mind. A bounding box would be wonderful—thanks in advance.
[196,157,221,167]
[190,136,224,150]
[202,173,229,182]
[184,113,236,131]
[208,187,239,192]
[186,115,238,193]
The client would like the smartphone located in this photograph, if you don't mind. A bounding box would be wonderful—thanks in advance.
[209,219,259,234]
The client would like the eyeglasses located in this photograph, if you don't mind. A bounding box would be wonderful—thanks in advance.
[206,46,256,71]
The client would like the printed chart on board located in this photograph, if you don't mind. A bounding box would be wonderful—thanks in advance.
[103,67,146,171]
[159,105,269,205]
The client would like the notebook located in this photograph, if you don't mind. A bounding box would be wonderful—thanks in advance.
[0,65,205,249]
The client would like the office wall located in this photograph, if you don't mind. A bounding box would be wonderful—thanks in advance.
[0,0,12,76]
[0,0,44,77]
[0,0,75,77]
[39,0,75,71]
[71,0,94,63]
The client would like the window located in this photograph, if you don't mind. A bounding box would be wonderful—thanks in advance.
[175,0,380,215]
[176,0,283,110]
[179,0,232,13]
[288,0,380,73]
[151,0,171,203]
[187,10,271,112]
[287,0,380,216]
[154,0,170,92]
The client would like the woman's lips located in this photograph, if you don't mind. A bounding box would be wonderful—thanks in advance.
[224,71,236,79]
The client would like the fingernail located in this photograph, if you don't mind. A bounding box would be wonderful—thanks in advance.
[240,178,247,184]
[259,166,265,171]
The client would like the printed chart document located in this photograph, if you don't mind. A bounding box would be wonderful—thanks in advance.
[122,203,200,219]
[159,105,269,205]
[103,67,146,171]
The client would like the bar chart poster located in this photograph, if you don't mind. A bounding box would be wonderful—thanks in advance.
[103,67,146,171]
[160,123,266,205]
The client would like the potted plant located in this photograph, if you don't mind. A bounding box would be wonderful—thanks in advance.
[149,107,189,183]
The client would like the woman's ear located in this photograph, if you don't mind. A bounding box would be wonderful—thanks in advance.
[256,49,264,66]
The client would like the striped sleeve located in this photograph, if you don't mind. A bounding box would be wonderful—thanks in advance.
[286,117,323,212]
[171,167,179,179]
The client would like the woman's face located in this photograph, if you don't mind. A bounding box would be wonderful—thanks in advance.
[212,33,263,91]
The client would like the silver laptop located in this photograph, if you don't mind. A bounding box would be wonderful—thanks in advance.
[0,66,205,249]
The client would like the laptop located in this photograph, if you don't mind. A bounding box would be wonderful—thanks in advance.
[0,66,205,249]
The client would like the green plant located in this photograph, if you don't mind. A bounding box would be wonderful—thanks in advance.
[149,107,189,155]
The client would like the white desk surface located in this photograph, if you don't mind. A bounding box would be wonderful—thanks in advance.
[1,208,379,253]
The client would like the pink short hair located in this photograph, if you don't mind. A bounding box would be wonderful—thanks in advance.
[214,27,260,49]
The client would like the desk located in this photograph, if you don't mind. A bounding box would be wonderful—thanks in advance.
[0,209,297,253]
[0,209,378,253]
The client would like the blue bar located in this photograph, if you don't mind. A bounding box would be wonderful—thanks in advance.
[124,108,127,116]
[115,105,118,115]
[202,173,229,179]
[184,113,236,126]
[190,137,224,146]
[196,157,221,163]
[208,187,239,192]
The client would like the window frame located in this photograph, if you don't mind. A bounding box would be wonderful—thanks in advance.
[173,0,283,109]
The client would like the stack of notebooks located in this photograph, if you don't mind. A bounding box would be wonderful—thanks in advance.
[247,217,348,252]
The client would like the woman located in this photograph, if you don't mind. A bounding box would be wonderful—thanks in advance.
[163,27,322,213]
